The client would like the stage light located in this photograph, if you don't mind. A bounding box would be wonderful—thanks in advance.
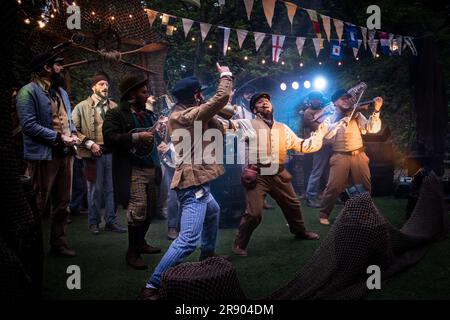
[313,77,327,90]
[303,80,311,89]
[24,18,30,24]
[356,57,360,61]
[299,62,304,67]
[376,53,380,58]
[319,61,322,65]
[280,83,287,91]
[281,61,285,65]
[261,59,266,64]
[208,44,213,49]
[38,20,46,28]
[292,81,299,90]
[244,56,248,60]
[338,61,342,66]
[191,37,196,41]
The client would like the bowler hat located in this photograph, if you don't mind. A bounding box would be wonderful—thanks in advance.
[331,89,352,103]
[171,76,208,101]
[249,92,271,112]
[119,75,147,101]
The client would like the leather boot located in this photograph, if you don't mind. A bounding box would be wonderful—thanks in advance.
[126,226,147,270]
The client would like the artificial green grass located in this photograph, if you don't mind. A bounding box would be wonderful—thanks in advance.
[41,197,450,300]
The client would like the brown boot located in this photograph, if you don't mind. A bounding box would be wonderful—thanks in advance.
[126,249,147,270]
[140,243,162,255]
[232,244,248,257]
[295,230,320,240]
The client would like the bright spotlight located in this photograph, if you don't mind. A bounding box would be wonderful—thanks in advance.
[303,80,311,89]
[292,81,299,90]
[280,82,287,91]
[313,77,327,90]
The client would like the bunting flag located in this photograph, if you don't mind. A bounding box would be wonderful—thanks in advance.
[222,27,230,56]
[321,15,331,42]
[353,39,362,59]
[403,36,418,56]
[333,19,344,44]
[312,38,324,57]
[253,32,265,51]
[330,40,344,60]
[272,35,285,62]
[379,31,391,55]
[394,35,403,55]
[163,25,175,36]
[306,9,323,48]
[360,26,368,50]
[218,0,225,13]
[243,0,254,21]
[182,18,194,38]
[144,9,158,27]
[262,0,275,28]
[284,1,297,26]
[368,29,376,41]
[296,37,306,57]
[161,14,170,25]
[346,24,358,48]
[236,29,248,48]
[369,39,379,57]
[200,22,212,41]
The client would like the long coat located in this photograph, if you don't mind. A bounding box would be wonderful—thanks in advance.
[102,102,160,208]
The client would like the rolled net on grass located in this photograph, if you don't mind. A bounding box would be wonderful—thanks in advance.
[159,257,246,300]
[270,171,449,299]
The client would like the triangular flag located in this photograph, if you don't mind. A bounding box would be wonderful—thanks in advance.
[307,9,323,48]
[360,26,368,50]
[161,14,170,25]
[272,35,285,62]
[222,27,230,56]
[236,29,248,48]
[379,31,391,55]
[321,15,331,42]
[254,32,265,51]
[368,29,376,41]
[262,0,275,28]
[218,0,225,13]
[200,23,212,42]
[369,39,379,57]
[296,37,306,57]
[182,18,194,38]
[164,25,175,36]
[345,24,358,48]
[243,0,254,21]
[144,9,158,27]
[330,40,344,60]
[312,38,324,57]
[333,19,344,44]
[396,35,403,55]
[284,1,297,26]
[353,39,362,59]
[403,36,417,56]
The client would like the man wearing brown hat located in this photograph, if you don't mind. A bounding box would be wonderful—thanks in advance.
[103,75,163,269]
[72,71,126,235]
[232,92,326,257]
[16,52,80,257]
[318,89,383,225]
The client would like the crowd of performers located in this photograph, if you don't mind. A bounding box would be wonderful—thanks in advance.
[15,51,383,300]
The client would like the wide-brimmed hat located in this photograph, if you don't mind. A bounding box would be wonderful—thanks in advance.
[28,52,64,73]
[249,92,271,112]
[119,75,147,101]
[171,76,208,101]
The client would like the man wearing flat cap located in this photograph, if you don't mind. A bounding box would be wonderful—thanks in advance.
[231,92,326,257]
[103,75,163,270]
[72,71,126,235]
[319,89,383,225]
[140,63,233,300]
[16,52,80,257]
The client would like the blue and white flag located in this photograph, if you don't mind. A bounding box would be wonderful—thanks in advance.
[330,40,344,60]
[345,24,358,48]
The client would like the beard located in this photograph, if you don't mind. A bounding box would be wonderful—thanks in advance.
[95,89,108,99]
[50,72,66,89]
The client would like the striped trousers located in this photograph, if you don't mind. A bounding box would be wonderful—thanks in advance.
[148,183,220,287]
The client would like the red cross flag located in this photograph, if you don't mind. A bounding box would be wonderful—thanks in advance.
[272,35,285,63]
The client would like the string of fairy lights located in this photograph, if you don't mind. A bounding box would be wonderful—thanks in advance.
[16,0,384,67]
